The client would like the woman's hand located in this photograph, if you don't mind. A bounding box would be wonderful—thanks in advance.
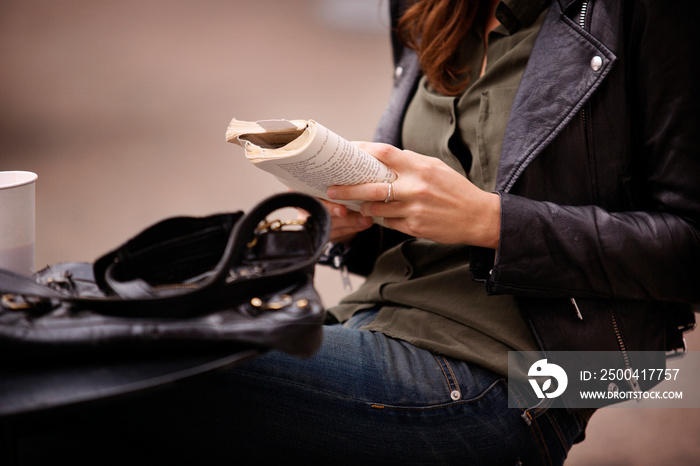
[318,199,373,244]
[291,187,372,244]
[326,142,501,249]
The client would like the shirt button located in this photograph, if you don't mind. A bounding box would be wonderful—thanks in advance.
[394,66,404,81]
[591,56,603,71]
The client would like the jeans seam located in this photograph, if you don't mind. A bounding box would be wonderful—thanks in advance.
[369,378,502,411]
[544,411,569,455]
[433,355,461,399]
[239,366,498,412]
[234,370,378,406]
[505,379,526,410]
[572,409,587,432]
[443,357,462,396]
[506,380,553,466]
[508,381,552,421]
[530,415,554,466]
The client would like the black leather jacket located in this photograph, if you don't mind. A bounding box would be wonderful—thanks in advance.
[345,0,699,391]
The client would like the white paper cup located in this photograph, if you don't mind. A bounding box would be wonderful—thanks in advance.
[0,171,37,275]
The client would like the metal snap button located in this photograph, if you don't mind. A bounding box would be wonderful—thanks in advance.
[450,390,461,401]
[591,56,603,71]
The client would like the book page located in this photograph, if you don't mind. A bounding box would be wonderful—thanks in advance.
[231,120,396,212]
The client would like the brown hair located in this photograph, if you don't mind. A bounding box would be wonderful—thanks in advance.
[397,0,480,96]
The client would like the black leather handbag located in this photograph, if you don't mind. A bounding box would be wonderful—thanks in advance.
[0,192,330,363]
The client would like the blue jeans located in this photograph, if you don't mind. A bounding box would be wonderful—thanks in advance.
[12,310,588,465]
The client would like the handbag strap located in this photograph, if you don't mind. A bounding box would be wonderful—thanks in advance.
[93,212,243,298]
[0,268,66,300]
[212,191,330,283]
[0,192,330,315]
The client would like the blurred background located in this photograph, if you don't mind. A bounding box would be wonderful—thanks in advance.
[1,1,697,463]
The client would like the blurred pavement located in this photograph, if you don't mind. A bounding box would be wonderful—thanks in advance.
[1,1,698,463]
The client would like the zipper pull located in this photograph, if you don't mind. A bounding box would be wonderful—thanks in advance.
[570,298,584,320]
[332,253,353,291]
[318,242,353,292]
[339,262,352,292]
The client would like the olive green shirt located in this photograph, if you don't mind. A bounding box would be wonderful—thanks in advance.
[330,0,549,376]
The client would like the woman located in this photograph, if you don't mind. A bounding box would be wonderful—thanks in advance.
[318,0,698,461]
[14,0,699,464]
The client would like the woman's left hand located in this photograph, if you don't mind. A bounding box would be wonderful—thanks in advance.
[326,142,501,249]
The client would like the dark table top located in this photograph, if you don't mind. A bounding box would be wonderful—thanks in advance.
[0,349,259,417]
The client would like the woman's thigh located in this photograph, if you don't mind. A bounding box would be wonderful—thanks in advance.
[10,315,584,465]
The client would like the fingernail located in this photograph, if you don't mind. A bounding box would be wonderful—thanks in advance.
[332,207,342,216]
[327,188,337,199]
[359,217,371,227]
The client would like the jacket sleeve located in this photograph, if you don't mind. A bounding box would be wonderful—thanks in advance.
[486,1,700,304]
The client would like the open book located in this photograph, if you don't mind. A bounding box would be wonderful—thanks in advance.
[225,118,396,212]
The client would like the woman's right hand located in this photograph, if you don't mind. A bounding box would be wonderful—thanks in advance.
[320,199,373,244]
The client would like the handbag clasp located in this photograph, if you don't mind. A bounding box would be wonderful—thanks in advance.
[250,294,309,312]
[247,218,307,248]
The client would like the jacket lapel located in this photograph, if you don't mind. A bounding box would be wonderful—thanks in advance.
[373,47,421,147]
[496,1,617,193]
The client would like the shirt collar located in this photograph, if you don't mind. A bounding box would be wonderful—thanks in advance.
[496,0,550,33]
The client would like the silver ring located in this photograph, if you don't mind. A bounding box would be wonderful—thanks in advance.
[384,182,393,203]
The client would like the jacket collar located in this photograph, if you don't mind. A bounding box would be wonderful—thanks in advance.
[558,0,581,11]
[495,0,617,192]
[497,0,550,33]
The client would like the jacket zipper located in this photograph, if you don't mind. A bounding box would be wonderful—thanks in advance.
[579,3,589,39]
[579,2,589,131]
[574,2,638,393]
[610,307,642,393]
[569,1,590,322]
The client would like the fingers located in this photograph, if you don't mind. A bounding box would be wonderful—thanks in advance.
[318,199,349,218]
[360,199,403,219]
[352,141,427,173]
[319,199,372,243]
[328,182,393,204]
[330,211,373,243]
[329,143,428,203]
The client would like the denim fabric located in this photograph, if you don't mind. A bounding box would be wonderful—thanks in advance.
[11,310,586,465]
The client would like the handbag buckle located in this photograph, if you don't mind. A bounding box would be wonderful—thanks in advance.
[249,295,310,312]
[1,294,33,310]
[1,294,53,314]
[247,218,307,248]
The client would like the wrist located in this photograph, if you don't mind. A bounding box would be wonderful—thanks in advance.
[479,192,501,250]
